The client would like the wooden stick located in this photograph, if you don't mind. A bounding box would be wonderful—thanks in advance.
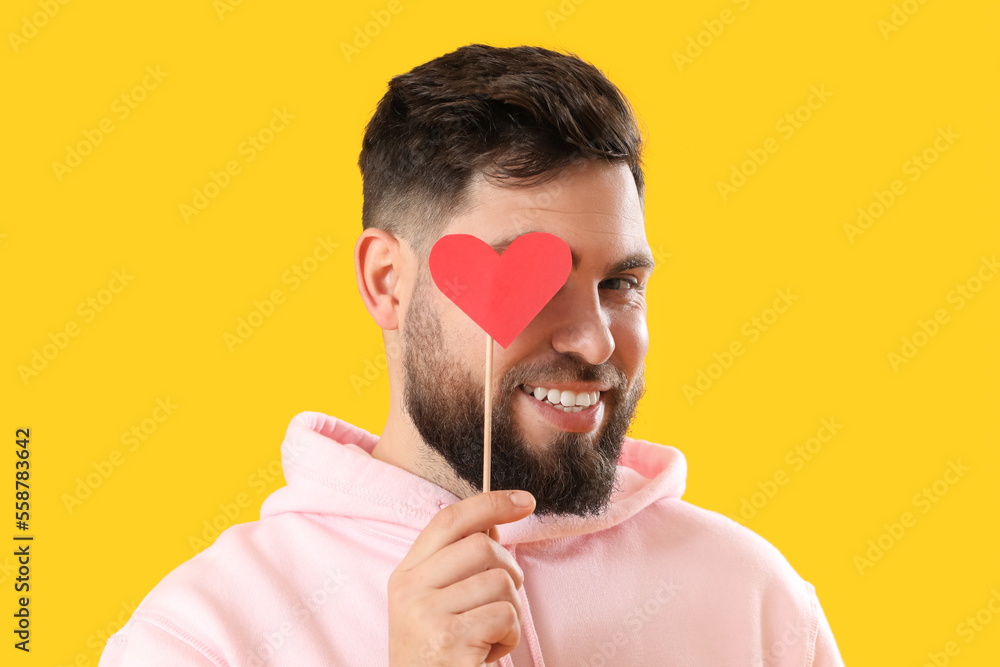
[483,336,515,667]
[483,334,493,494]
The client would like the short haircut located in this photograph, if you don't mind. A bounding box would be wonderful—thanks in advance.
[358,43,645,256]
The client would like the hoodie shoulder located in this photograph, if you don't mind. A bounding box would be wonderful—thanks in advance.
[618,437,801,586]
[652,495,808,589]
[104,513,319,662]
[639,496,842,664]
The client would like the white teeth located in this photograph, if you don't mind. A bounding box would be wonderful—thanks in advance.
[521,384,601,410]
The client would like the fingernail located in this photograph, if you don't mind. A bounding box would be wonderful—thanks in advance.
[508,491,533,507]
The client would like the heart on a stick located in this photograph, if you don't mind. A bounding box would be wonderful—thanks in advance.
[428,232,572,348]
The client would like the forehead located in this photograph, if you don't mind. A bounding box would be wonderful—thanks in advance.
[441,161,649,265]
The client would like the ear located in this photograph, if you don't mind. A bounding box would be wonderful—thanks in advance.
[355,228,406,331]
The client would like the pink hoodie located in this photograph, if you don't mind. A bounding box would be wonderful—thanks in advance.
[99,411,845,666]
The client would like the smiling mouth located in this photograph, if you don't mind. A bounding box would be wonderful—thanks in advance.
[519,384,601,413]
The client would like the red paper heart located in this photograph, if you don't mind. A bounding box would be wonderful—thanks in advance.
[428,232,572,348]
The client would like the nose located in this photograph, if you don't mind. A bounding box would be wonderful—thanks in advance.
[547,279,615,365]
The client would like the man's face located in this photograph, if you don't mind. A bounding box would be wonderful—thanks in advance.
[401,160,653,517]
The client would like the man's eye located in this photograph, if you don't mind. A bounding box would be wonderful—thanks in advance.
[599,277,640,291]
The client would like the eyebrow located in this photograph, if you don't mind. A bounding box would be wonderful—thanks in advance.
[489,232,656,274]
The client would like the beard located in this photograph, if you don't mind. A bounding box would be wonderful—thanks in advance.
[401,275,645,518]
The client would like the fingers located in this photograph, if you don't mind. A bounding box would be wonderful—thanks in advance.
[431,567,524,622]
[469,601,522,664]
[409,530,524,591]
[387,490,535,666]
[398,490,535,572]
[409,600,521,666]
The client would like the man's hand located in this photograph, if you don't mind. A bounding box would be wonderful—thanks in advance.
[387,490,536,666]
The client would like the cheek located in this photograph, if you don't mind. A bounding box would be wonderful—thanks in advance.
[409,289,483,368]
[610,311,649,372]
[441,311,488,362]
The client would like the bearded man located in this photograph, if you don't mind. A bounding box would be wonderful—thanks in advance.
[100,44,845,667]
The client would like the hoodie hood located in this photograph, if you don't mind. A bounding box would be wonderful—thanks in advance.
[260,411,687,546]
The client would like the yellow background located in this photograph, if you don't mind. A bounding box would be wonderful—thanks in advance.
[3,0,998,664]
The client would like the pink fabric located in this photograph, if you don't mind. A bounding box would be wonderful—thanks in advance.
[99,411,845,666]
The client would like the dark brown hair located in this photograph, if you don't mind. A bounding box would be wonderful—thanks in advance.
[358,44,645,255]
